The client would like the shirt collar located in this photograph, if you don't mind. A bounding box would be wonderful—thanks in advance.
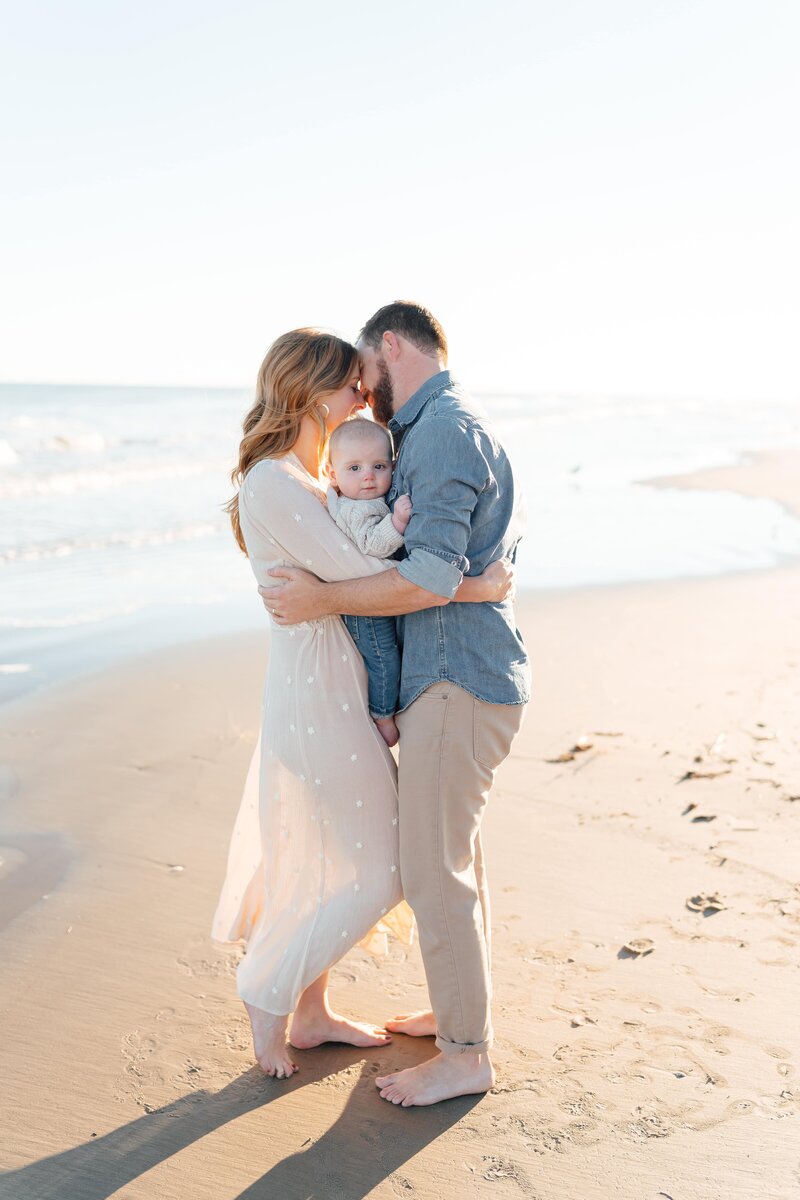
[388,369,455,435]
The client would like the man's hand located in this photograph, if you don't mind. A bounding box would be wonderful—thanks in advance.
[258,566,330,625]
[479,556,515,602]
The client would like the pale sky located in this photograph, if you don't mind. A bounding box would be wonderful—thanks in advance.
[1,0,798,399]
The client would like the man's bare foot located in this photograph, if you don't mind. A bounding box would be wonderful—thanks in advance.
[289,1009,393,1050]
[375,716,399,747]
[376,1050,494,1107]
[385,1009,436,1037]
[244,1001,298,1078]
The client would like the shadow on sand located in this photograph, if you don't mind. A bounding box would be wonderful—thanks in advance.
[0,1039,483,1199]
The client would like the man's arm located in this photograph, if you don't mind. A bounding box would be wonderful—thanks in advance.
[265,564,442,622]
[260,557,513,624]
[261,553,515,622]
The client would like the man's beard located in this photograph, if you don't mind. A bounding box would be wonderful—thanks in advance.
[370,357,395,426]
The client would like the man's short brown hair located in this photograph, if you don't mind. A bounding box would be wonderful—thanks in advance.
[358,301,448,361]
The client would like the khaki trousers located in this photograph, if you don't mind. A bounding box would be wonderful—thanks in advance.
[396,682,525,1055]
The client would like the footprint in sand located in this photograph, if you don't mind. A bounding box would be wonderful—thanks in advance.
[629,1041,728,1089]
[762,1046,794,1078]
[763,1043,792,1059]
[389,1176,416,1197]
[176,937,240,980]
[480,1154,538,1194]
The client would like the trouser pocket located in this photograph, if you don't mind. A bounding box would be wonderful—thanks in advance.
[473,698,525,770]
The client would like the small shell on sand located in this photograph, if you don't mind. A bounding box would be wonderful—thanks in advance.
[686,892,726,914]
[622,937,655,957]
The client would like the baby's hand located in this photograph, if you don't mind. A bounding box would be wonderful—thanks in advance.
[391,493,413,533]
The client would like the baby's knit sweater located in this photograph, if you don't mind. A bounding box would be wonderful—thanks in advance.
[326,486,405,558]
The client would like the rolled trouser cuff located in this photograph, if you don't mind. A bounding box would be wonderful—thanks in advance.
[435,1031,493,1056]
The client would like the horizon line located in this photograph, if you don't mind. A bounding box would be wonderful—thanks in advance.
[0,379,795,407]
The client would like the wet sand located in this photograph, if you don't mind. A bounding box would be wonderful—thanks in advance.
[644,446,800,518]
[0,449,799,1199]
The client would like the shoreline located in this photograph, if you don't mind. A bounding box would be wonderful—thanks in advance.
[5,446,800,711]
[641,445,800,520]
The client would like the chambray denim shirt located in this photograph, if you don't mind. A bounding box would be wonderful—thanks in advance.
[387,370,531,712]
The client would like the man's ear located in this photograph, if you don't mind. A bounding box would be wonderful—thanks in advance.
[382,331,401,361]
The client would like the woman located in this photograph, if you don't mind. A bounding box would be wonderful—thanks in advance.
[211,329,510,1079]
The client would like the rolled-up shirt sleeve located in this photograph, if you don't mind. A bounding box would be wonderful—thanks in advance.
[395,416,489,600]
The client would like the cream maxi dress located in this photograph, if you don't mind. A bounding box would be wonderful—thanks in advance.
[211,451,413,1013]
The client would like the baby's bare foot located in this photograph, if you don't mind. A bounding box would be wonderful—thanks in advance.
[374,716,399,747]
[289,1010,392,1050]
[244,1001,298,1078]
[385,1009,437,1037]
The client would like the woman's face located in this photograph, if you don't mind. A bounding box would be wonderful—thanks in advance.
[324,370,367,431]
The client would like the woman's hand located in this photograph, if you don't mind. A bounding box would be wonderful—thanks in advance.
[454,556,516,604]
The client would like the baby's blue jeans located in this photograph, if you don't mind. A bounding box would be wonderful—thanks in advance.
[341,614,401,719]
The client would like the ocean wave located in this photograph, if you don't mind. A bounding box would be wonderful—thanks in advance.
[44,432,106,453]
[0,605,139,629]
[0,459,221,499]
[4,415,107,453]
[1,522,224,563]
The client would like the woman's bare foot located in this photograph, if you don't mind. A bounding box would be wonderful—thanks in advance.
[375,716,399,747]
[289,1009,393,1050]
[385,1009,436,1037]
[376,1050,495,1107]
[244,1001,298,1078]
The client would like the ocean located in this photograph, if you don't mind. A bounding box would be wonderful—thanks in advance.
[1,383,799,702]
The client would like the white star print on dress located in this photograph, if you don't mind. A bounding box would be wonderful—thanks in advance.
[210,451,413,1012]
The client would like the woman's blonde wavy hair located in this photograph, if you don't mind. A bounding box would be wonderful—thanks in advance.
[226,328,358,553]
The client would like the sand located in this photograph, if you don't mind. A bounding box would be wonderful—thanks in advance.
[1,450,799,1199]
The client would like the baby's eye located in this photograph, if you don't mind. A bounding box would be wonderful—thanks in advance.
[348,464,360,471]
[374,463,387,471]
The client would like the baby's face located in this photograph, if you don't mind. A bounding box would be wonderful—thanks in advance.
[329,435,393,501]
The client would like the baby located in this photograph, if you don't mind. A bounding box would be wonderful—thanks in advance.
[326,417,412,747]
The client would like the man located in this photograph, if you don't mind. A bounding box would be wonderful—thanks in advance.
[260,301,530,1106]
